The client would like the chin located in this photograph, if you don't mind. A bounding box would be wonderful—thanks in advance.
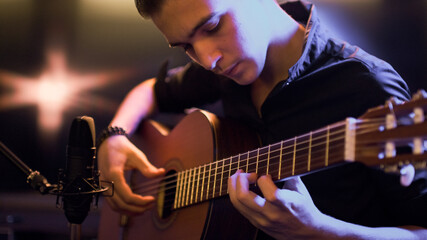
[231,77,254,86]
[232,70,258,86]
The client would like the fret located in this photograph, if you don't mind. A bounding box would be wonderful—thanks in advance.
[246,151,249,173]
[186,169,191,206]
[174,171,181,209]
[327,122,348,166]
[226,157,233,194]
[219,159,225,196]
[256,149,260,174]
[258,146,269,175]
[213,161,218,198]
[185,170,189,207]
[201,165,206,202]
[325,126,330,166]
[295,133,311,175]
[266,145,271,175]
[311,128,330,171]
[278,141,283,179]
[237,153,241,170]
[292,137,296,176]
[247,149,258,173]
[224,157,232,194]
[268,142,282,181]
[179,171,185,208]
[232,155,240,173]
[308,132,312,171]
[206,163,212,200]
[190,169,194,204]
[280,138,296,178]
[183,170,189,206]
[209,162,216,199]
[229,155,239,187]
[240,152,249,173]
[228,157,233,179]
[195,166,201,203]
[190,168,196,205]
[187,168,192,206]
[180,171,186,208]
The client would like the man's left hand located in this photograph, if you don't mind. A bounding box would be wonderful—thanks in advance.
[228,170,325,239]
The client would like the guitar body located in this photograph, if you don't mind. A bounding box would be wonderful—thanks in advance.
[98,110,261,240]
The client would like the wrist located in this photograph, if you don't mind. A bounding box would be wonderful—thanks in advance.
[96,126,128,150]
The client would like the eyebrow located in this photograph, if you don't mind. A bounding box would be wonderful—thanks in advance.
[169,12,217,47]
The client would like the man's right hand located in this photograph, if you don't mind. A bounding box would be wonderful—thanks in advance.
[97,135,165,216]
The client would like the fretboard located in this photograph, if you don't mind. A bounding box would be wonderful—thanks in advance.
[173,118,356,209]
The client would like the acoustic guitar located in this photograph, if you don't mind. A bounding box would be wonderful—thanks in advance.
[98,90,427,240]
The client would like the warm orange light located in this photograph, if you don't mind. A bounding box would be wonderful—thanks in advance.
[0,47,137,136]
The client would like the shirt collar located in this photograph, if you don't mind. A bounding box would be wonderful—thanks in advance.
[281,1,329,83]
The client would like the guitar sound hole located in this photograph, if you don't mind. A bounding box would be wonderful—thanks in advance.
[157,170,177,219]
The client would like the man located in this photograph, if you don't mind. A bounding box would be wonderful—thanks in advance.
[97,0,427,238]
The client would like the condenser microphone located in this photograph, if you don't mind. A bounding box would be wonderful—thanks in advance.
[1,115,112,240]
[63,116,96,225]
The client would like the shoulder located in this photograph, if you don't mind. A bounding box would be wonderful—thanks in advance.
[322,38,411,101]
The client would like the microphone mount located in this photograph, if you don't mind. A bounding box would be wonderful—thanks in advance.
[0,141,112,197]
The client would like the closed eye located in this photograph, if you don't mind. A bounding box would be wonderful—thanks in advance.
[182,44,193,52]
[170,43,193,53]
[204,15,222,34]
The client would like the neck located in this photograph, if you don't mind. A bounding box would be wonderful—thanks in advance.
[261,8,306,84]
[172,118,353,210]
[251,4,306,112]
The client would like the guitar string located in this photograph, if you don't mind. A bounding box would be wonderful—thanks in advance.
[158,153,346,210]
[132,144,347,197]
[138,148,342,201]
[191,127,414,202]
[129,118,382,190]
[130,120,352,191]
[132,140,350,196]
[155,140,411,211]
[130,124,348,193]
[146,137,410,202]
[130,118,383,194]
[160,153,347,210]
[144,150,348,210]
[130,119,386,195]
[135,116,425,209]
[131,134,347,195]
[162,133,422,210]
[137,135,407,204]
[130,116,385,191]
[131,125,388,198]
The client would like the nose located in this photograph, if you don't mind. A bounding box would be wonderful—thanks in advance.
[192,40,221,71]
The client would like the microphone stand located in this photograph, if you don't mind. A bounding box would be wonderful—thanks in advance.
[0,141,111,240]
[70,223,81,240]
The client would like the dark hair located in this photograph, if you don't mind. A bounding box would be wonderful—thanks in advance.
[134,0,166,19]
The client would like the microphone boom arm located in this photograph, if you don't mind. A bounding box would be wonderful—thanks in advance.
[0,141,54,194]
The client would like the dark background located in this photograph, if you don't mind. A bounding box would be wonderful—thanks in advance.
[0,0,426,239]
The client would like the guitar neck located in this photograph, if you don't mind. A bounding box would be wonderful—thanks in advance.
[173,118,356,210]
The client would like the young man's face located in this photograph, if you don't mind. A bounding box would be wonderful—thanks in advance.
[151,0,270,85]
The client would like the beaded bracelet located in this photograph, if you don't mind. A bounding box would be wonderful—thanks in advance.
[96,126,128,149]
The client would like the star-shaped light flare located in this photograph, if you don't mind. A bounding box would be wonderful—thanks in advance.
[0,47,137,135]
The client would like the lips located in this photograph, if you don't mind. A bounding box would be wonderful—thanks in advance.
[222,61,239,77]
